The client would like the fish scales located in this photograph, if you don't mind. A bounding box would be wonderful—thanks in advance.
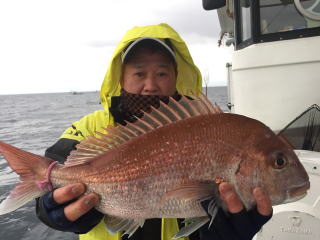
[46,115,228,219]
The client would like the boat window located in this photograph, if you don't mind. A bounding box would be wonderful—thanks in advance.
[260,0,320,35]
[240,0,252,41]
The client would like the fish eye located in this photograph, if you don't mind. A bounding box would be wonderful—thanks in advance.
[273,153,287,169]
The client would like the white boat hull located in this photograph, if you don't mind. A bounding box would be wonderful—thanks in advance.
[228,36,320,133]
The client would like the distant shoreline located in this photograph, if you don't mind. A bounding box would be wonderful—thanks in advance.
[0,86,227,96]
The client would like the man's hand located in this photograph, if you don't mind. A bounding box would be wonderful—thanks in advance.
[53,183,100,221]
[219,182,273,216]
[36,183,103,233]
[199,182,273,240]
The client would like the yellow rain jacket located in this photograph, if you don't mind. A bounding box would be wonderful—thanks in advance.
[60,23,202,240]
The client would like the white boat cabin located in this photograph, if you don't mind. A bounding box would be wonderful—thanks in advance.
[203,1,320,239]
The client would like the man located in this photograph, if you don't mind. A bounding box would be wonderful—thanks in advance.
[36,23,272,240]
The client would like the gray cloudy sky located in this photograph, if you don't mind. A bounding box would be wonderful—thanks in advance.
[0,0,232,95]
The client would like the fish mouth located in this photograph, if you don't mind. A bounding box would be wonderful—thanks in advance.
[286,181,310,202]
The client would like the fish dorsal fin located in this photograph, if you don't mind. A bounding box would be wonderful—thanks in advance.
[64,92,223,167]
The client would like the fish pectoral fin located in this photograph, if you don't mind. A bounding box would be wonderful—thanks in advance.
[104,215,145,238]
[173,216,210,239]
[163,181,217,202]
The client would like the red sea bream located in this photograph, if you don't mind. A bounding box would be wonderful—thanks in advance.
[0,94,310,238]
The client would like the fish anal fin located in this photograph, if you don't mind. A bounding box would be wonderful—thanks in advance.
[173,216,209,239]
[104,215,145,237]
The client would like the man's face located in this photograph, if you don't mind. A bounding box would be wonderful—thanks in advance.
[121,50,177,96]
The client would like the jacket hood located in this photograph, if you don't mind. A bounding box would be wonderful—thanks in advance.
[100,23,202,110]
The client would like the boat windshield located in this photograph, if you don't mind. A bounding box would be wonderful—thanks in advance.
[235,0,320,49]
[260,0,320,34]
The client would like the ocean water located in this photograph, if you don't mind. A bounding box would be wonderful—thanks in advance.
[0,87,228,240]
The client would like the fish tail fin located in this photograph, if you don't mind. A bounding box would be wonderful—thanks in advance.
[0,141,53,215]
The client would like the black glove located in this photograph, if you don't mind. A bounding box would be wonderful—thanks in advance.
[200,201,272,240]
[36,191,104,234]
